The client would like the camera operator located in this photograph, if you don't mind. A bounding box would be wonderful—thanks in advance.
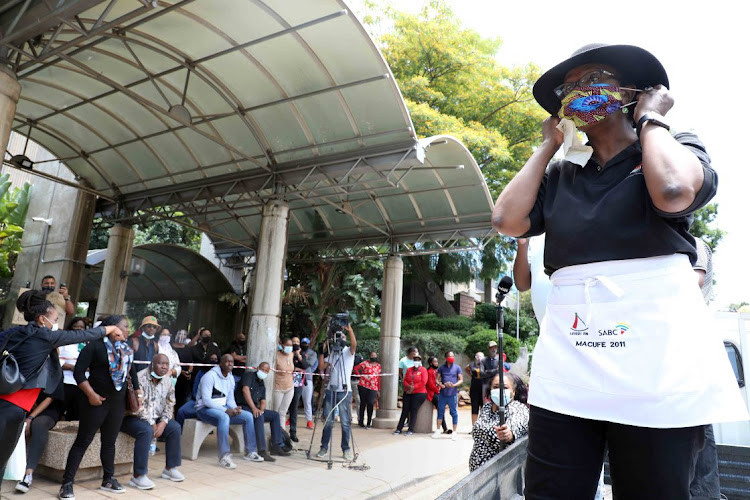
[314,323,357,461]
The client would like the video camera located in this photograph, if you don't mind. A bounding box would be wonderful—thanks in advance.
[326,312,349,351]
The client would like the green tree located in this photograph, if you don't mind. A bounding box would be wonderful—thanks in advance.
[90,215,201,251]
[0,174,32,278]
[364,1,547,315]
[690,203,724,252]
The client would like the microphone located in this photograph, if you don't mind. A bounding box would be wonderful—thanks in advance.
[496,275,513,303]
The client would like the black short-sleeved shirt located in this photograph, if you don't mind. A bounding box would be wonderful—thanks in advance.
[236,370,266,408]
[521,132,717,275]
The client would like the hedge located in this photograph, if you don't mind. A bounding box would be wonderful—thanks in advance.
[464,329,520,363]
[401,314,477,336]
[401,332,467,361]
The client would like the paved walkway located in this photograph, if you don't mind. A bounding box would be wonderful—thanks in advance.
[1,408,476,499]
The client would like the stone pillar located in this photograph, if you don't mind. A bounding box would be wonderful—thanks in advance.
[0,67,21,156]
[246,201,289,398]
[373,255,404,428]
[94,224,134,317]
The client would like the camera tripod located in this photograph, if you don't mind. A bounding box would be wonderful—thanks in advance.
[305,341,361,470]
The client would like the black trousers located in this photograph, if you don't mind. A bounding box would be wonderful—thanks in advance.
[288,385,303,435]
[62,384,81,421]
[0,399,27,473]
[396,393,427,432]
[27,411,60,470]
[63,393,126,484]
[525,405,704,500]
[470,378,484,415]
[357,385,377,426]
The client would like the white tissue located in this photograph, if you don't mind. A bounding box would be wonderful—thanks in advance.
[556,118,593,167]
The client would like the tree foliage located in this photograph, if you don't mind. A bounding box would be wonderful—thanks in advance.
[90,215,201,251]
[0,174,32,278]
[690,203,724,252]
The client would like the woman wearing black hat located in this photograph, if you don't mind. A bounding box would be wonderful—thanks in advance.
[492,43,746,499]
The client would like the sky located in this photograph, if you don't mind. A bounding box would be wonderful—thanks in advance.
[352,0,749,310]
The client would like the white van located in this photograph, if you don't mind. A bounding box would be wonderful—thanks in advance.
[713,312,750,446]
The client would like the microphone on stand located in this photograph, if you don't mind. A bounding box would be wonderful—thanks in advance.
[495,275,514,434]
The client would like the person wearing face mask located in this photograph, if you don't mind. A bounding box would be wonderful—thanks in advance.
[130,316,160,364]
[156,329,181,380]
[468,373,529,472]
[433,351,463,440]
[298,337,318,429]
[426,356,449,435]
[121,354,185,490]
[40,275,75,318]
[272,338,296,430]
[190,328,220,365]
[286,336,308,442]
[352,351,381,429]
[226,332,248,377]
[174,353,219,428]
[60,315,141,498]
[236,362,291,461]
[0,291,116,476]
[493,43,746,498]
[393,355,427,436]
[466,351,485,425]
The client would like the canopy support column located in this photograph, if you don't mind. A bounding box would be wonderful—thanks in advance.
[246,201,289,395]
[95,224,134,318]
[373,255,404,428]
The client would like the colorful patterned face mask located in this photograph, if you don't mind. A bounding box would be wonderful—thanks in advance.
[558,84,625,128]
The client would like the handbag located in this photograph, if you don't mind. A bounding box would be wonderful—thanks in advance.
[125,374,140,412]
[0,328,37,395]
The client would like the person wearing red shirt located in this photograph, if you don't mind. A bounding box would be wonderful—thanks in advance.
[426,356,449,434]
[352,351,381,429]
[393,355,428,436]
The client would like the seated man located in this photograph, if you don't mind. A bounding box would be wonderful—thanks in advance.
[175,353,217,427]
[196,354,263,469]
[121,354,185,490]
[236,362,292,462]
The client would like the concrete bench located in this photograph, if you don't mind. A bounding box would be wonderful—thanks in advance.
[181,418,245,460]
[412,397,436,433]
[36,421,135,482]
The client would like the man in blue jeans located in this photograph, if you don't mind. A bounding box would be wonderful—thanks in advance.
[196,354,263,469]
[433,351,463,440]
[315,324,357,461]
[236,361,292,461]
[121,354,185,490]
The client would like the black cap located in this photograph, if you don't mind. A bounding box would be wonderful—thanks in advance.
[533,43,669,115]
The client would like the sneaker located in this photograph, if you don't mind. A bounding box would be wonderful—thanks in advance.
[128,475,154,490]
[100,478,126,494]
[160,468,185,482]
[405,431,414,436]
[343,450,353,461]
[358,423,365,428]
[392,429,402,435]
[270,445,291,457]
[59,482,75,500]
[306,420,314,429]
[258,450,276,462]
[315,448,327,458]
[219,453,237,470]
[446,429,453,435]
[243,451,264,462]
[431,430,442,439]
[290,433,299,443]
[16,473,32,493]
[366,424,372,430]
[451,432,457,441]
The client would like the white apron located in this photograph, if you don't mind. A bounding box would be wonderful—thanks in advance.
[528,254,748,428]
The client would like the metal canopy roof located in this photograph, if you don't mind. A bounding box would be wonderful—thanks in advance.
[4,0,495,257]
[82,243,234,301]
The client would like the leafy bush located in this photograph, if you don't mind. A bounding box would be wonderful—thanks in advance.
[523,335,539,353]
[402,303,426,318]
[401,332,467,360]
[356,324,380,340]
[503,307,540,341]
[357,338,380,359]
[401,314,476,336]
[473,303,497,328]
[464,329,520,362]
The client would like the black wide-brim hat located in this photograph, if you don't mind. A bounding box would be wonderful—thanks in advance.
[533,43,669,115]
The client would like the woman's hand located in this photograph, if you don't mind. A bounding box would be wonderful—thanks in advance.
[496,424,514,443]
[633,85,673,121]
[104,325,124,340]
[88,393,106,406]
[541,116,563,149]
